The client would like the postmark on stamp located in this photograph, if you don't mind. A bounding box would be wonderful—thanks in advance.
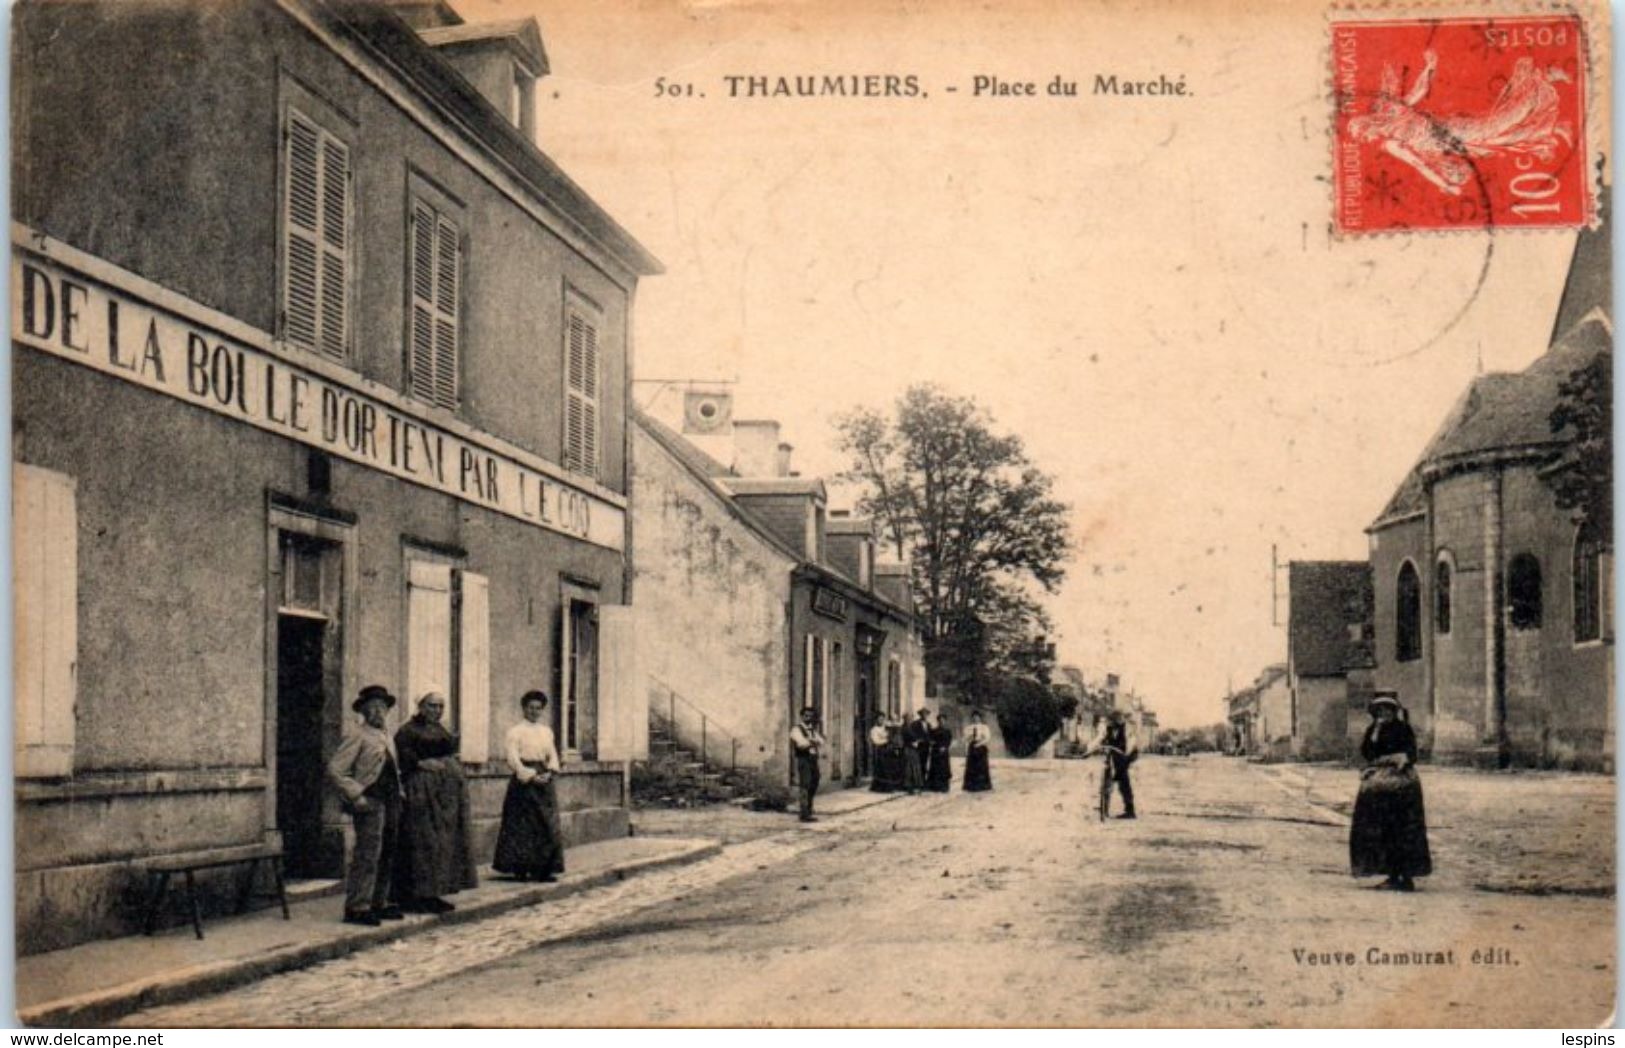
[1331,14,1592,234]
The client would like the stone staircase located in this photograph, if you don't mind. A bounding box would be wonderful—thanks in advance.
[632,718,755,808]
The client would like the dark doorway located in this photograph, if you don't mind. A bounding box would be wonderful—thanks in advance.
[277,614,329,878]
[855,656,878,778]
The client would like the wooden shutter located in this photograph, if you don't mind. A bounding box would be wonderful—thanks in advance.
[284,108,349,362]
[433,214,460,407]
[406,560,453,723]
[558,599,577,753]
[15,463,77,778]
[457,571,490,762]
[408,202,437,402]
[594,605,643,761]
[408,201,460,409]
[564,306,599,477]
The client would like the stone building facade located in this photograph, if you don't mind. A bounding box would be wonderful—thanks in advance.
[632,406,924,786]
[1367,220,1612,768]
[12,0,659,951]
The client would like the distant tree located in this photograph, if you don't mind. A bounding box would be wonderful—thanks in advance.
[1548,351,1612,546]
[835,385,1072,696]
[990,676,1062,758]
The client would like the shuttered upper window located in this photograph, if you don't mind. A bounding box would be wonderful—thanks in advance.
[563,298,601,478]
[408,199,461,409]
[282,107,351,363]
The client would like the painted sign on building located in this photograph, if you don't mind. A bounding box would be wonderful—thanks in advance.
[11,233,626,550]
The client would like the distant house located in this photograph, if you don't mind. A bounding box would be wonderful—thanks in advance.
[1253,665,1292,759]
[1286,561,1375,760]
[1227,685,1260,755]
[1367,214,1612,769]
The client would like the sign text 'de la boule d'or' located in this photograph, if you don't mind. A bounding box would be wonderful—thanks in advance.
[11,243,625,551]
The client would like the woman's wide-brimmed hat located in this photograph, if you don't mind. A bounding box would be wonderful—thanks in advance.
[352,684,397,712]
[1368,690,1402,714]
[520,689,551,708]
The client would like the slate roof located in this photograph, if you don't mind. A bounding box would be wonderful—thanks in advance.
[1288,562,1375,676]
[1370,195,1611,531]
[1370,313,1612,529]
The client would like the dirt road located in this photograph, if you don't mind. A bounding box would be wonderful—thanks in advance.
[129,756,1614,1027]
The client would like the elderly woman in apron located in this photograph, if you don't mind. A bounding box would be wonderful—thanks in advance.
[1350,691,1432,891]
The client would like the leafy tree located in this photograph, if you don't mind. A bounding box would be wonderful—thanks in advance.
[835,386,1072,697]
[1548,350,1612,547]
[989,676,1062,758]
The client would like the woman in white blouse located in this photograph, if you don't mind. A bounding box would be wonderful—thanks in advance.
[492,690,566,881]
[963,709,994,792]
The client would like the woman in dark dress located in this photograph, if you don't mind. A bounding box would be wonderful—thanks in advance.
[493,690,566,882]
[1350,691,1432,891]
[962,709,993,792]
[869,715,905,792]
[925,713,953,792]
[393,692,477,912]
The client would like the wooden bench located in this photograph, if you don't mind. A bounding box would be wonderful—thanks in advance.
[142,843,290,940]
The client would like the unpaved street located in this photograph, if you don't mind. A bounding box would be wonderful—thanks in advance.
[129,756,1614,1028]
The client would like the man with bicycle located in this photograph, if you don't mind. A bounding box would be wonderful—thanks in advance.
[1086,708,1139,820]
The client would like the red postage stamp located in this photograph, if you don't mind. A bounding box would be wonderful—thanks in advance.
[1331,15,1592,234]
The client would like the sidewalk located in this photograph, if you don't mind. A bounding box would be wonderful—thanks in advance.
[632,782,909,844]
[17,835,719,1028]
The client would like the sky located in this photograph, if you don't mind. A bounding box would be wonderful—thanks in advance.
[464,0,1592,726]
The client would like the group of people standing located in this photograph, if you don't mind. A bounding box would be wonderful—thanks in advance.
[869,707,994,796]
[326,685,569,927]
[787,706,994,823]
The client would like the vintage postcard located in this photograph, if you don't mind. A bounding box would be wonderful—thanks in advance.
[9,0,1616,1029]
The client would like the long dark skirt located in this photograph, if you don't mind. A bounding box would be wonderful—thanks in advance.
[871,744,905,792]
[902,748,925,791]
[493,775,566,879]
[395,762,478,899]
[926,748,952,792]
[1349,766,1432,879]
[962,745,993,792]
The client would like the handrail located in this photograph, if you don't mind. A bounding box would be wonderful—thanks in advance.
[648,675,748,774]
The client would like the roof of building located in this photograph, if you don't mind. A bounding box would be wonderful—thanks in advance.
[1370,313,1612,530]
[1288,561,1375,676]
[719,477,828,499]
[632,406,909,621]
[632,406,801,567]
[328,2,662,277]
[826,517,875,536]
[417,18,549,77]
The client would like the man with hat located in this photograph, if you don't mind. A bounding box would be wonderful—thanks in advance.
[328,684,406,926]
[1086,708,1139,819]
[901,707,930,794]
[789,707,826,823]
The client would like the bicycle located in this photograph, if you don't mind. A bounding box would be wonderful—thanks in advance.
[1094,744,1125,821]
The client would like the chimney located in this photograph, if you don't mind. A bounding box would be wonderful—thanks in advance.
[415,16,549,143]
[776,442,794,478]
[732,420,782,477]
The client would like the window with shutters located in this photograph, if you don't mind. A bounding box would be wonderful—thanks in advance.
[281,106,351,363]
[15,463,77,778]
[404,557,490,755]
[407,197,461,410]
[563,294,602,478]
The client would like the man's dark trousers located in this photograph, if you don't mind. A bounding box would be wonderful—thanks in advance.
[796,752,820,820]
[1105,754,1136,816]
